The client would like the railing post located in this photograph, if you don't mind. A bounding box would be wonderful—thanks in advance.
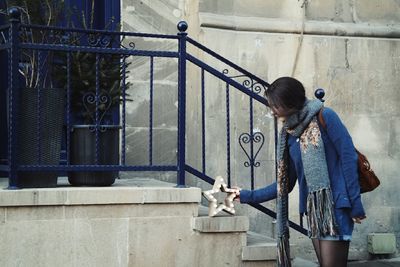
[7,7,21,189]
[176,21,188,187]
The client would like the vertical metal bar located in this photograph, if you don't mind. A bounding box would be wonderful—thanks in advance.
[66,52,71,165]
[95,53,100,165]
[201,68,206,174]
[249,94,255,190]
[121,56,127,165]
[7,8,21,189]
[36,51,42,164]
[176,22,188,187]
[225,83,231,187]
[149,56,154,166]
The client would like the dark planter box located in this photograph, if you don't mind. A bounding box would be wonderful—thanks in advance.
[17,87,65,188]
[68,125,119,186]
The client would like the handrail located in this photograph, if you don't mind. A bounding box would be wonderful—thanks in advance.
[186,53,267,105]
[19,43,179,57]
[187,37,270,90]
[21,23,179,40]
[18,165,177,172]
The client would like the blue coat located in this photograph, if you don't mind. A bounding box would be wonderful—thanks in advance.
[240,107,365,219]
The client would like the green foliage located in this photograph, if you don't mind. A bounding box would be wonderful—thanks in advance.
[53,51,131,124]
[50,0,131,124]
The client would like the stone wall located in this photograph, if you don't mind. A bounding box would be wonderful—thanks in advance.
[121,0,400,260]
[0,179,254,267]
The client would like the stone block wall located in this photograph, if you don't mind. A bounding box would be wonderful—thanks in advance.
[121,0,400,260]
[0,180,251,267]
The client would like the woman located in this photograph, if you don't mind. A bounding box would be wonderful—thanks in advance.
[234,77,366,267]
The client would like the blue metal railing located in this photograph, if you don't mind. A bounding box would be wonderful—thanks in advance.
[1,8,307,235]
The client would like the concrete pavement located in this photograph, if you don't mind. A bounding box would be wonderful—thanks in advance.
[293,257,400,267]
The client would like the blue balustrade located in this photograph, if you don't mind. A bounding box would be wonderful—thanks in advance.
[1,8,307,235]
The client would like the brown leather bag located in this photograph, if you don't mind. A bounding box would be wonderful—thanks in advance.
[318,109,380,193]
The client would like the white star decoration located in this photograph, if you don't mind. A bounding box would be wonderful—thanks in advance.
[202,176,237,217]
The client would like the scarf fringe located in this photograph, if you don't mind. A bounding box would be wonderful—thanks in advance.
[277,234,291,267]
[306,188,338,238]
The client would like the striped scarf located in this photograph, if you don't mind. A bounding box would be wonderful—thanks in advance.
[276,99,337,267]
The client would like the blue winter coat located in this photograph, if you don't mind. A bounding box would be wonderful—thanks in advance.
[240,107,365,219]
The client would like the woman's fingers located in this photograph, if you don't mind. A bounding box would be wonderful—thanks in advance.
[352,216,366,224]
[231,186,241,201]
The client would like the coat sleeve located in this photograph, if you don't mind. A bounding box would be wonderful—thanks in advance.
[239,157,297,204]
[322,107,365,218]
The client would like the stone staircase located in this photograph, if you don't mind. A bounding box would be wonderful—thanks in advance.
[196,205,276,266]
[0,177,278,267]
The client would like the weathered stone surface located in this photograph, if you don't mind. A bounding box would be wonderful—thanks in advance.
[0,179,201,206]
[193,215,249,232]
[119,0,400,261]
[0,179,257,267]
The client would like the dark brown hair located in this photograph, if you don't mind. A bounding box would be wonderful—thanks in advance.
[265,77,306,111]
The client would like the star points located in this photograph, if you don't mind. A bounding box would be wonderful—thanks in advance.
[202,176,237,217]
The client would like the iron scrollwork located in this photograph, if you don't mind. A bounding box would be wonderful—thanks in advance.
[83,91,112,131]
[222,69,267,168]
[239,131,265,168]
[19,25,127,48]
[222,69,267,95]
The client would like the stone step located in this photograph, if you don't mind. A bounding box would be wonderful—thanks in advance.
[243,231,276,260]
[242,231,277,267]
[197,205,276,266]
[195,205,249,232]
[243,231,309,267]
[0,177,201,207]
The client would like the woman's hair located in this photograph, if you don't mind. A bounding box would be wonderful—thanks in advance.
[265,77,306,111]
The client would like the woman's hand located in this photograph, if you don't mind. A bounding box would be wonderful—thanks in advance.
[231,186,241,201]
[352,215,366,224]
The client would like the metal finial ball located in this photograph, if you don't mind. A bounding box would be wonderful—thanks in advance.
[177,21,188,32]
[8,7,21,19]
[314,88,325,102]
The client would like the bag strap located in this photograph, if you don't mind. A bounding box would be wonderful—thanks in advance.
[319,107,361,156]
[318,107,327,129]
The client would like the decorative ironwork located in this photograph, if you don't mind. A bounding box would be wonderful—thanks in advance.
[121,38,136,49]
[88,33,109,47]
[239,131,265,168]
[82,92,112,128]
[20,25,125,48]
[222,69,267,95]
[3,15,307,235]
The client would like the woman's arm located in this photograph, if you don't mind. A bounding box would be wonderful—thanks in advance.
[322,107,365,218]
[239,157,297,204]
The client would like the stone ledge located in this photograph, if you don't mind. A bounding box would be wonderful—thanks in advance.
[192,216,249,233]
[243,231,278,261]
[199,12,400,38]
[0,178,201,206]
[242,243,276,261]
[368,233,397,254]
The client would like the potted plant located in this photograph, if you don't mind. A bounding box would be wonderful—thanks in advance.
[52,1,131,186]
[1,1,65,188]
[53,50,131,186]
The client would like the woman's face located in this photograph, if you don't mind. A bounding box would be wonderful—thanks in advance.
[268,105,296,119]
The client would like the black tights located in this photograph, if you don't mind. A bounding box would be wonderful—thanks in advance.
[312,238,350,267]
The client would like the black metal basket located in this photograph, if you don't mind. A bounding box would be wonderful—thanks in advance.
[17,87,65,188]
[68,125,120,186]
